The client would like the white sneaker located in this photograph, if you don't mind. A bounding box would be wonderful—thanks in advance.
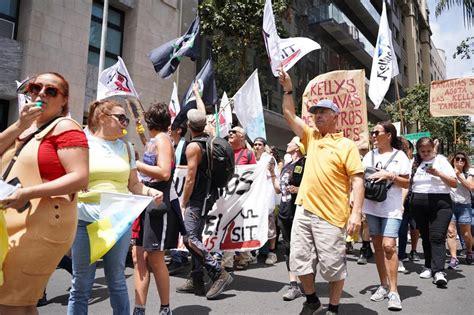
[433,272,448,287]
[387,292,402,311]
[419,267,432,279]
[265,252,277,265]
[370,285,388,302]
[398,261,407,273]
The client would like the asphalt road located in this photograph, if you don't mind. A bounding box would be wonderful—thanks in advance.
[41,244,473,314]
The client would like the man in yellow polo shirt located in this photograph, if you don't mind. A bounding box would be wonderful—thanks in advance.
[278,69,364,315]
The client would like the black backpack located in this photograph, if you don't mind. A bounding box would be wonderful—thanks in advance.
[192,135,235,189]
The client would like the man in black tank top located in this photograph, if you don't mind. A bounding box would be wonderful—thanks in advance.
[176,109,233,300]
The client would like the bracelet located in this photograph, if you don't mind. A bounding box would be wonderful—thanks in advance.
[283,90,292,95]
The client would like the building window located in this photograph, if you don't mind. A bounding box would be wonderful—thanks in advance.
[403,65,408,77]
[401,15,405,25]
[0,0,19,39]
[402,39,406,50]
[0,99,9,131]
[88,1,125,68]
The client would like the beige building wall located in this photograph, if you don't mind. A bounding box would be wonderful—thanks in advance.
[399,0,431,87]
[122,0,180,108]
[17,0,92,122]
[430,41,447,81]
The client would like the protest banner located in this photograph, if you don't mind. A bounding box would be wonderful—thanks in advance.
[302,69,369,149]
[172,161,272,252]
[430,77,474,117]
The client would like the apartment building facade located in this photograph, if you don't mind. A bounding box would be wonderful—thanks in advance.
[0,0,435,149]
[430,40,447,81]
[0,0,198,147]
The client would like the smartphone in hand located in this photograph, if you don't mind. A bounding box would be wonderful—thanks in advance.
[3,177,31,213]
[422,163,433,171]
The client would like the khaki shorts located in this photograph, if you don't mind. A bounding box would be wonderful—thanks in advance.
[268,213,277,239]
[290,206,347,282]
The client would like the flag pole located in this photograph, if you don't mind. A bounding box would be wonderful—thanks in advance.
[217,99,233,116]
[98,0,109,79]
[215,103,220,137]
[394,77,405,135]
[125,98,148,146]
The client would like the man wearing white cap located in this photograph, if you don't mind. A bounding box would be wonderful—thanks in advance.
[278,69,365,315]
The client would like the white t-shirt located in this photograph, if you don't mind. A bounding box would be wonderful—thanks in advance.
[450,170,474,204]
[411,155,456,194]
[362,149,411,220]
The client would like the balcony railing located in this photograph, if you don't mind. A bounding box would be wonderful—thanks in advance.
[309,3,375,57]
[360,0,380,24]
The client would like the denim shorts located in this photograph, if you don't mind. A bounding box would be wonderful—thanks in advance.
[366,214,402,238]
[452,203,472,224]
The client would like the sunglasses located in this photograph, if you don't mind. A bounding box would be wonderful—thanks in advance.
[370,130,385,137]
[27,82,63,97]
[455,156,466,162]
[253,143,264,147]
[108,113,130,126]
[229,130,241,135]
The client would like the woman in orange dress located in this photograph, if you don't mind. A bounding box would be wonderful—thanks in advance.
[0,72,89,315]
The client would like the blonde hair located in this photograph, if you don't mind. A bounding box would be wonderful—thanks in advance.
[87,99,122,133]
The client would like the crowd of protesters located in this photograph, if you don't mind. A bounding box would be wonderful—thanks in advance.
[1,70,474,315]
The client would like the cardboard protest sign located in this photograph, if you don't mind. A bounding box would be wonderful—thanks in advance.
[430,78,474,117]
[302,69,369,149]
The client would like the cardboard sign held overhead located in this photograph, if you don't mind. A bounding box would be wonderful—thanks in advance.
[302,69,369,149]
[430,77,474,117]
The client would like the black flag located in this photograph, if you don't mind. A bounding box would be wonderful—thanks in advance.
[172,59,217,128]
[149,15,200,79]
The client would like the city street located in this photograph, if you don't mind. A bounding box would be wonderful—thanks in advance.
[41,243,473,314]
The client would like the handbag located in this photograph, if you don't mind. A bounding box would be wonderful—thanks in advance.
[364,150,399,202]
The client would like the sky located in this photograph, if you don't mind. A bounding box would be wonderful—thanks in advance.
[427,0,474,79]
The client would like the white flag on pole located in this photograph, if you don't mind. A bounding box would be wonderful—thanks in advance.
[369,0,399,109]
[169,82,180,124]
[232,69,266,141]
[218,92,232,137]
[97,56,139,101]
[263,0,321,77]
